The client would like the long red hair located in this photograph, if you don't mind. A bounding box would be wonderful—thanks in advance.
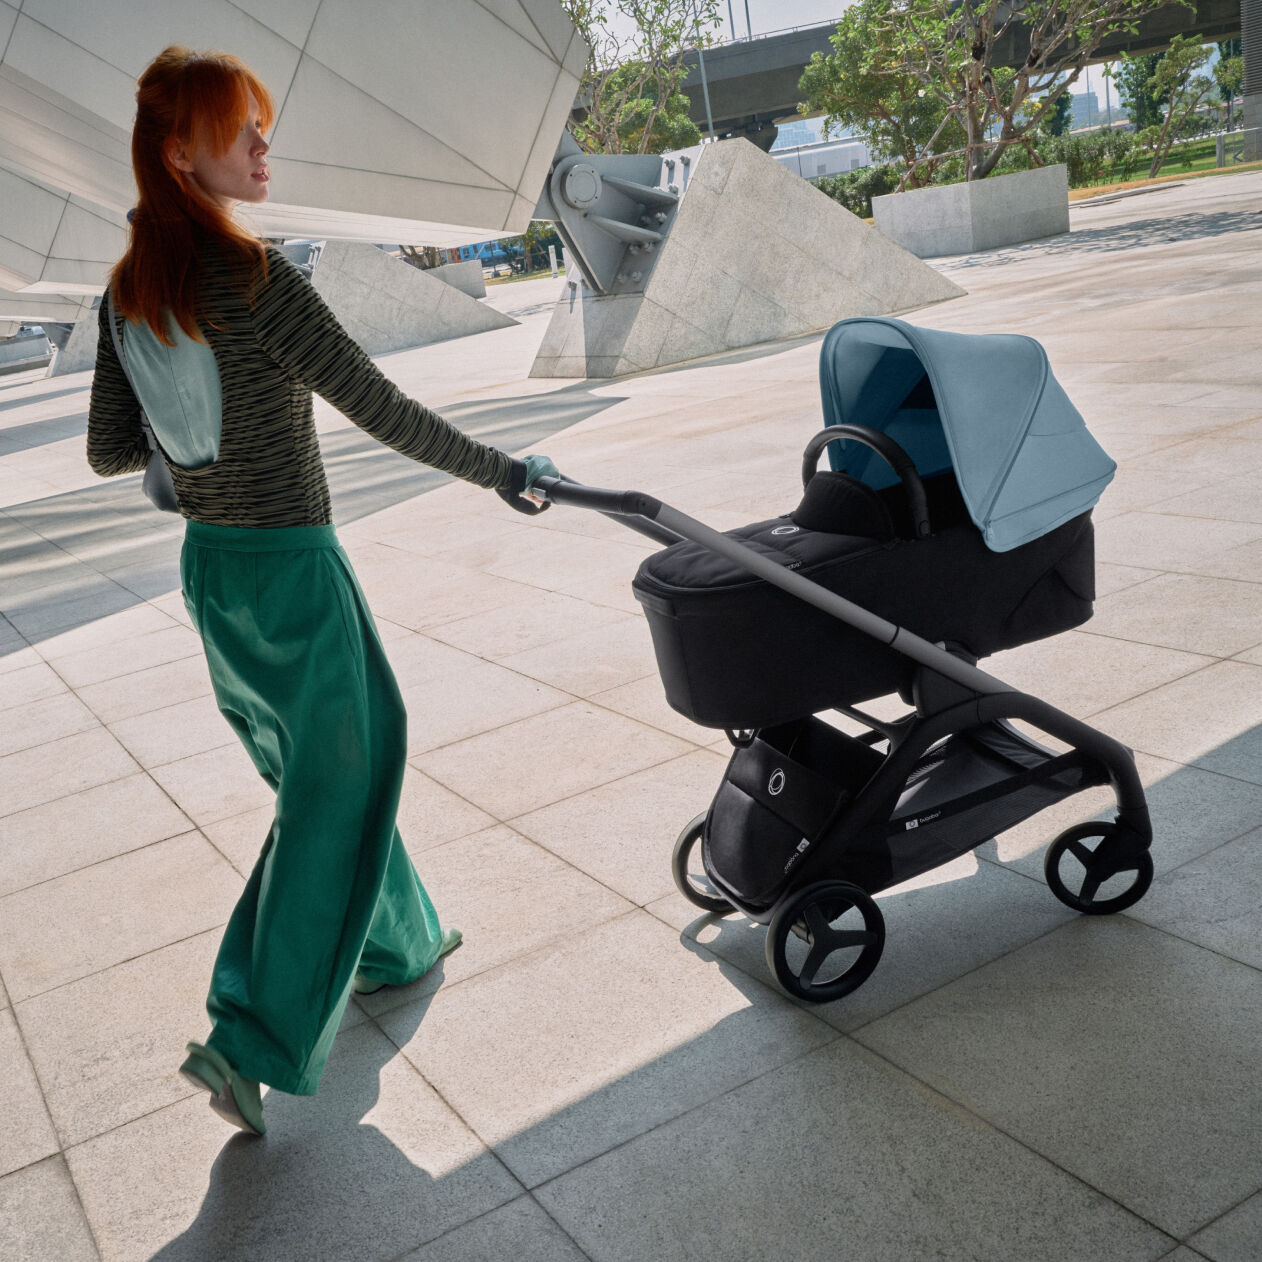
[110,46,275,344]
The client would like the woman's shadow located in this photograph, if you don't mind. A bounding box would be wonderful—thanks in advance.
[150,967,517,1261]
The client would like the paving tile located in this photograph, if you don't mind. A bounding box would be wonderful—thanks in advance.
[589,672,717,743]
[396,765,496,854]
[65,1022,521,1262]
[0,833,242,1002]
[1188,1192,1262,1262]
[494,615,658,697]
[36,604,178,661]
[4,580,142,643]
[0,1009,59,1176]
[1151,478,1262,524]
[45,626,203,690]
[399,1194,589,1262]
[537,1037,1173,1262]
[1127,827,1262,969]
[378,911,834,1188]
[107,695,235,769]
[0,729,139,819]
[0,773,192,898]
[1089,574,1262,658]
[366,559,536,632]
[400,656,571,756]
[415,702,693,818]
[148,743,274,826]
[987,631,1212,718]
[1094,511,1262,574]
[0,661,67,710]
[0,1157,100,1262]
[512,749,727,905]
[74,656,213,725]
[425,589,628,659]
[381,631,480,691]
[1093,660,1262,785]
[15,931,221,1147]
[0,691,99,758]
[358,824,631,1017]
[1237,642,1262,666]
[856,917,1262,1239]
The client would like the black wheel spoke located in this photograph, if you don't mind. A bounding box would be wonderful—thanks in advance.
[799,942,831,986]
[767,880,885,1003]
[803,904,833,941]
[1078,870,1104,902]
[1067,840,1096,870]
[1045,824,1155,917]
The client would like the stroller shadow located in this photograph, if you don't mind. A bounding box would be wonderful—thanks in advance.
[147,972,513,1261]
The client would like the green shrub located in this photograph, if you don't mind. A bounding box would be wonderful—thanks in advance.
[813,163,902,217]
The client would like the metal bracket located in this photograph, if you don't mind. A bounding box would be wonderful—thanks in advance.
[534,133,699,296]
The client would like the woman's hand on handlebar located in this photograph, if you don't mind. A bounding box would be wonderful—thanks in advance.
[498,454,558,514]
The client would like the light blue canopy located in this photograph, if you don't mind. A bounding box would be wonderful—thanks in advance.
[818,317,1115,552]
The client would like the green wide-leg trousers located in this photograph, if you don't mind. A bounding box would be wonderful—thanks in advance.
[181,521,445,1095]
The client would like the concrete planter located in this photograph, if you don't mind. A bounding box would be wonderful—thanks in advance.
[872,164,1070,258]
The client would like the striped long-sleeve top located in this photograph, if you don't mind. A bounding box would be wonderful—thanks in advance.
[87,244,514,527]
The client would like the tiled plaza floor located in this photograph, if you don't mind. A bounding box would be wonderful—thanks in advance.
[1,171,1260,1261]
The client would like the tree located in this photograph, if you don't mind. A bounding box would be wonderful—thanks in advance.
[1132,36,1215,177]
[1042,90,1073,136]
[561,0,722,155]
[1215,39,1243,127]
[1111,52,1165,131]
[798,0,966,188]
[806,0,1182,185]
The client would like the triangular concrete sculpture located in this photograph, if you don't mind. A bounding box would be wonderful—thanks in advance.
[531,138,965,378]
[310,241,518,358]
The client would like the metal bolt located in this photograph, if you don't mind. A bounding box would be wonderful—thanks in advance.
[630,271,642,282]
[668,184,679,194]
[654,212,667,224]
[680,155,691,166]
[665,158,676,170]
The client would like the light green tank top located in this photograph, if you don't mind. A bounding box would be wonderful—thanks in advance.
[122,316,222,469]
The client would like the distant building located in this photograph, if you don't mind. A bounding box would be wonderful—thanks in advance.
[772,135,873,180]
[771,118,822,151]
[1069,92,1101,129]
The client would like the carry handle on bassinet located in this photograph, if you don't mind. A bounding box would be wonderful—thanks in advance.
[800,424,931,540]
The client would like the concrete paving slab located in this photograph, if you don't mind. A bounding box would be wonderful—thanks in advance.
[493,615,657,698]
[1088,574,1262,657]
[424,589,628,660]
[14,930,222,1147]
[106,696,235,769]
[380,910,834,1189]
[0,728,139,819]
[0,772,193,898]
[74,655,214,725]
[512,748,726,906]
[537,1036,1174,1262]
[0,1008,59,1176]
[0,691,99,758]
[1095,512,1262,576]
[0,1156,99,1262]
[856,917,1262,1239]
[65,1022,522,1262]
[415,701,693,818]
[1093,661,1262,784]
[43,626,203,691]
[399,1194,589,1262]
[355,824,631,1018]
[0,660,66,708]
[588,673,716,744]
[1188,1193,1262,1262]
[1126,827,1262,969]
[0,833,242,1002]
[148,744,275,827]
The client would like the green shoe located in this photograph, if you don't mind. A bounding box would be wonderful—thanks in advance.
[179,1042,266,1136]
[353,927,463,996]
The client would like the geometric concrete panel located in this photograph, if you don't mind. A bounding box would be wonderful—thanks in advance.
[310,241,518,358]
[428,260,487,299]
[46,301,100,376]
[0,0,585,246]
[531,138,965,378]
[0,289,91,322]
[873,164,1071,258]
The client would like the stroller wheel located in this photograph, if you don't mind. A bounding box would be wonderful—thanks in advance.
[671,813,734,915]
[1044,822,1154,915]
[765,881,884,1003]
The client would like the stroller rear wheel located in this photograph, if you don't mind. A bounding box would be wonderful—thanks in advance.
[1044,821,1154,914]
[671,814,734,915]
[765,880,885,1002]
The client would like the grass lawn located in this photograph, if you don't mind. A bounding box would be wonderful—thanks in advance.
[1068,156,1262,201]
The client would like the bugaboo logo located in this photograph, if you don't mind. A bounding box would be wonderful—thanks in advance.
[768,768,786,796]
[771,525,799,536]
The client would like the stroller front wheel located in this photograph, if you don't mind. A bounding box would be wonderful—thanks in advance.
[671,814,735,915]
[1044,821,1154,915]
[765,881,885,1002]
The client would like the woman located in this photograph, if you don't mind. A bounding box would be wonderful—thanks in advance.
[87,46,555,1137]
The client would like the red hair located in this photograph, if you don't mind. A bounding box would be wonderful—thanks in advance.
[110,46,275,344]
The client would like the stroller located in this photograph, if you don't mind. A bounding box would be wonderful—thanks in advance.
[534,316,1154,1003]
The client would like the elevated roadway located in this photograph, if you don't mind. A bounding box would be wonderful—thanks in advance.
[679,0,1244,144]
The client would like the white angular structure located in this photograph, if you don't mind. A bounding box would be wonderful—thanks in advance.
[0,0,585,273]
[310,241,516,357]
[531,139,965,379]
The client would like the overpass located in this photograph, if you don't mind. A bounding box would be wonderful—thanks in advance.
[679,0,1246,146]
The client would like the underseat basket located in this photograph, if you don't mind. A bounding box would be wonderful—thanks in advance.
[632,508,1096,729]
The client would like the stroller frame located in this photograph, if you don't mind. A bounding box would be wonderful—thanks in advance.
[533,472,1154,1003]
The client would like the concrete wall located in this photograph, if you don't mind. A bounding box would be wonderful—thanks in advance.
[310,240,516,358]
[531,138,964,379]
[46,303,100,377]
[872,165,1070,258]
[427,260,486,298]
[0,330,52,374]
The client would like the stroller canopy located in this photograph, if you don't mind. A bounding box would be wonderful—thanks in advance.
[818,317,1115,552]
